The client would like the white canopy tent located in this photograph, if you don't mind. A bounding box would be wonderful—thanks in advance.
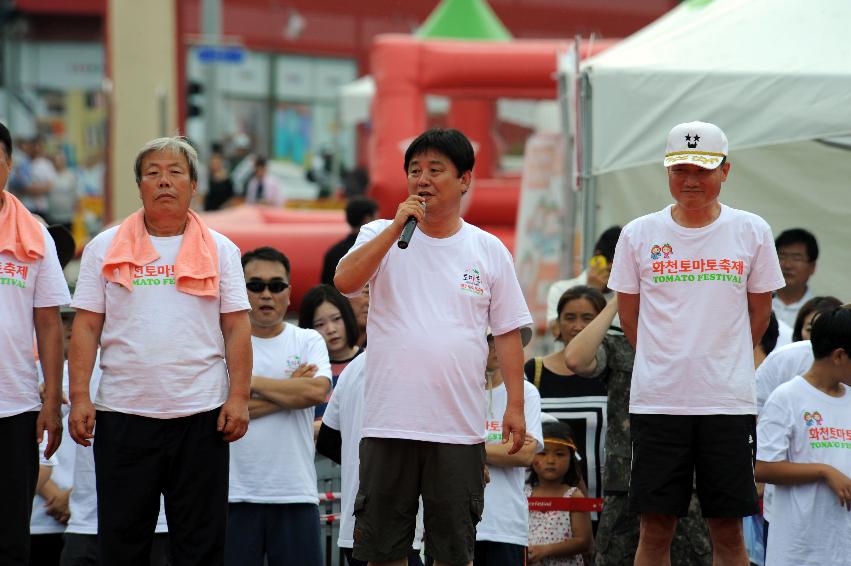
[572,0,851,298]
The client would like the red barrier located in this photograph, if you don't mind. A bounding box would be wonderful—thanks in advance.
[528,497,604,513]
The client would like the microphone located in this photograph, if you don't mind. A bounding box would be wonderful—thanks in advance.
[397,216,417,249]
[398,201,426,249]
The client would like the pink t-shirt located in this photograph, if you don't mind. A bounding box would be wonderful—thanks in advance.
[0,224,71,417]
[608,204,784,415]
[72,226,250,418]
[342,219,532,444]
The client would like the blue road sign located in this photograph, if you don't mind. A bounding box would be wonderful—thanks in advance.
[196,45,246,64]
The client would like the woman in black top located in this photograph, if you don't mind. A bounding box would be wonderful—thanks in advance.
[524,285,609,515]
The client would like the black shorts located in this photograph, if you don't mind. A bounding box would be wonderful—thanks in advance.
[629,414,759,518]
[353,438,486,565]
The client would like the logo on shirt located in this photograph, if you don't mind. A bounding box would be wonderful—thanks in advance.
[132,264,176,287]
[803,411,823,427]
[485,419,502,443]
[460,266,484,296]
[0,261,29,289]
[285,354,302,372]
[650,243,673,260]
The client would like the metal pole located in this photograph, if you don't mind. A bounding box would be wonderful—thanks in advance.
[201,0,220,152]
[579,72,596,267]
[558,40,579,279]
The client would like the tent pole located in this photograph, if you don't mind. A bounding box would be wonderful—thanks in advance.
[579,72,596,268]
[559,42,579,279]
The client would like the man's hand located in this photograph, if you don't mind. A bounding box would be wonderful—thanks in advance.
[36,402,63,458]
[217,397,249,442]
[391,195,426,232]
[483,464,491,485]
[824,466,851,510]
[45,489,71,524]
[290,363,318,379]
[69,398,96,447]
[501,404,526,455]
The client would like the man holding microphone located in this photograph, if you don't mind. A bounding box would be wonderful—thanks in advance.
[335,128,532,566]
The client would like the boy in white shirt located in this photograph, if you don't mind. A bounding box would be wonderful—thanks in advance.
[475,327,543,565]
[756,306,851,566]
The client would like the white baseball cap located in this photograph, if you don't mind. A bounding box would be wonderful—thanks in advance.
[663,121,728,170]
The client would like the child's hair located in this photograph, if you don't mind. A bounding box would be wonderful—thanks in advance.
[809,305,851,360]
[528,420,586,492]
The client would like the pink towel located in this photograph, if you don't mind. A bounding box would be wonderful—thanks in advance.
[0,191,45,263]
[102,208,220,298]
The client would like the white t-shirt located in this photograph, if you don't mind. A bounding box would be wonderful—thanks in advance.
[775,318,793,349]
[608,204,784,415]
[228,325,331,504]
[757,376,851,566]
[756,340,814,411]
[477,380,544,546]
[772,288,813,330]
[322,353,424,550]
[0,225,71,418]
[754,339,814,523]
[342,219,533,444]
[66,354,168,535]
[71,226,250,418]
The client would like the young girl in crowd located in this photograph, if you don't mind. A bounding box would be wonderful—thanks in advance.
[525,286,608,508]
[298,284,363,419]
[525,420,592,565]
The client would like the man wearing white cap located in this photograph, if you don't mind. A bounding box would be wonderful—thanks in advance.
[607,122,784,566]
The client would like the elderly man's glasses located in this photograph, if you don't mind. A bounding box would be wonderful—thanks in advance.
[246,280,290,293]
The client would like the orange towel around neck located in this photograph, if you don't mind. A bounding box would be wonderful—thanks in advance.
[0,191,45,263]
[102,208,220,298]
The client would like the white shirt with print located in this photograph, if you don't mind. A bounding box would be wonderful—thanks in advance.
[228,325,331,504]
[477,380,544,546]
[0,225,71,417]
[608,204,784,415]
[757,376,851,566]
[341,219,533,444]
[71,226,250,418]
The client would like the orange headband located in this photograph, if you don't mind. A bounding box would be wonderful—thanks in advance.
[543,438,576,451]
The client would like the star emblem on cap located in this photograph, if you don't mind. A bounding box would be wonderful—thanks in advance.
[685,133,699,149]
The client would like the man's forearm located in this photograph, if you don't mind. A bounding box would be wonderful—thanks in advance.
[334,225,399,294]
[34,307,64,406]
[222,312,252,400]
[485,440,537,467]
[494,330,525,407]
[755,460,830,485]
[248,399,281,419]
[68,310,104,403]
[252,376,331,410]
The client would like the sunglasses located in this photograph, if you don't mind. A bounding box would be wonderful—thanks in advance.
[246,280,290,294]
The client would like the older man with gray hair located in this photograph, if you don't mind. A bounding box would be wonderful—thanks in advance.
[68,136,253,566]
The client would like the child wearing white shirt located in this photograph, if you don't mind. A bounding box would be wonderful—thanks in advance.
[756,306,851,566]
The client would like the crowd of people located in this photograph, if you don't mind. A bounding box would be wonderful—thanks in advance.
[2,119,849,566]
